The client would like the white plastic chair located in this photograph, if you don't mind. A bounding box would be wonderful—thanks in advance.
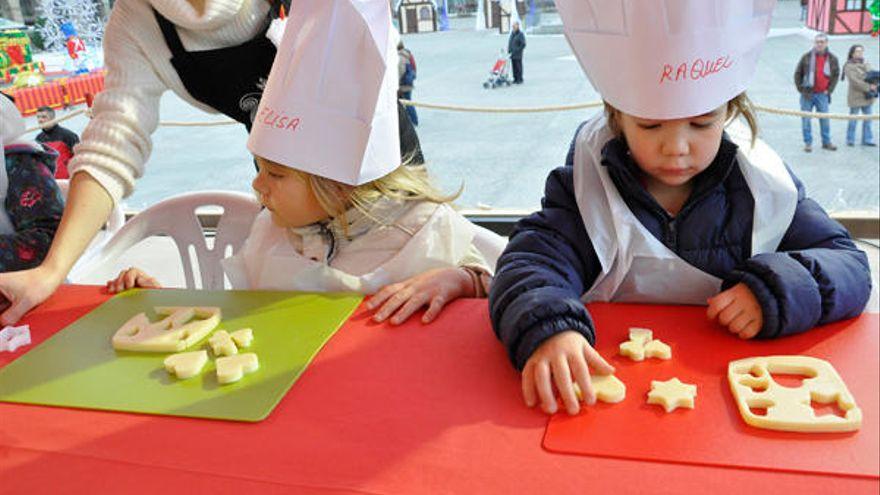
[56,179,126,280]
[71,191,261,290]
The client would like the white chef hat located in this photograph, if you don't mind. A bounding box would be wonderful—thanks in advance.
[248,0,401,186]
[556,0,776,119]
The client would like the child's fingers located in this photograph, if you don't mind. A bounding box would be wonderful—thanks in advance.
[521,361,538,407]
[366,283,402,310]
[389,291,431,325]
[551,356,580,415]
[123,269,140,291]
[534,361,558,414]
[421,295,448,323]
[372,287,414,322]
[737,320,762,339]
[583,345,615,376]
[728,311,754,335]
[706,290,735,320]
[568,353,593,405]
[137,274,161,289]
[717,301,744,327]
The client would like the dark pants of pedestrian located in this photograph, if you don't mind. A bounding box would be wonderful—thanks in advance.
[399,91,418,126]
[512,58,523,84]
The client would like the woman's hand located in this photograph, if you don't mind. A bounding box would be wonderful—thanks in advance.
[521,331,615,415]
[707,283,764,339]
[0,265,65,325]
[106,267,161,293]
[367,267,476,325]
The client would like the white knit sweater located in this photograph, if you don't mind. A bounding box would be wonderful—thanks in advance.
[68,0,271,203]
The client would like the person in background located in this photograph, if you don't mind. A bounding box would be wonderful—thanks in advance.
[0,95,64,273]
[794,33,840,152]
[35,106,80,180]
[842,44,877,147]
[397,41,418,126]
[508,21,526,84]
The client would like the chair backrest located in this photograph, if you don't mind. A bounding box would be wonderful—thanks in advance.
[57,179,126,279]
[76,191,261,290]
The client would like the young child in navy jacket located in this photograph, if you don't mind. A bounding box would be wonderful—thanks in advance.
[489,0,871,416]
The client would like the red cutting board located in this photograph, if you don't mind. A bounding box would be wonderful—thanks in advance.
[543,304,879,479]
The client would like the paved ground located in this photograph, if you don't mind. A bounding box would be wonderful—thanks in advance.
[25,0,879,215]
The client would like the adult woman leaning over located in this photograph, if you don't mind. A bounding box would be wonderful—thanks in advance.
[0,0,425,324]
[842,44,878,147]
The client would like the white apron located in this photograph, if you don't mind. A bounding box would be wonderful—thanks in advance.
[221,203,480,293]
[572,114,798,305]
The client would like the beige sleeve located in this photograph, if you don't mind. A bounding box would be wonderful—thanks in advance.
[67,5,167,204]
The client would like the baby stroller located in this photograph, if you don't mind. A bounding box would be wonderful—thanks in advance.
[483,49,512,89]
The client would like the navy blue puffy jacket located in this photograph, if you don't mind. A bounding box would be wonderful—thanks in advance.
[489,126,872,370]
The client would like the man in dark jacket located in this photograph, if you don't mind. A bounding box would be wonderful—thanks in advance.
[35,106,80,179]
[794,33,840,152]
[508,21,526,84]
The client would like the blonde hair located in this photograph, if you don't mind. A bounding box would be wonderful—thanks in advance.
[604,92,759,146]
[262,155,460,233]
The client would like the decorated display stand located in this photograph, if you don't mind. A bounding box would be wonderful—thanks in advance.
[396,0,438,34]
[0,1,106,116]
[476,0,525,33]
[806,0,875,34]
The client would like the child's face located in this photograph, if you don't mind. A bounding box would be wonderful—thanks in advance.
[618,105,727,189]
[252,157,331,228]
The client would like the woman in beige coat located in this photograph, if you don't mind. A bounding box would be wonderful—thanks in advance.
[843,44,877,146]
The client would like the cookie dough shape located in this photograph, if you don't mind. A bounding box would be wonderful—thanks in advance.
[230,328,253,348]
[619,327,671,361]
[164,350,208,379]
[216,353,259,384]
[647,377,697,413]
[112,307,221,352]
[728,356,862,432]
[573,374,627,404]
[208,330,238,357]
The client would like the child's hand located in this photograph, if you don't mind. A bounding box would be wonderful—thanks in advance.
[522,331,615,416]
[367,267,475,325]
[707,283,763,339]
[106,267,161,293]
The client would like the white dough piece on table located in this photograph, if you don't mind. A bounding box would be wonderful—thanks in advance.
[230,328,253,348]
[619,340,646,361]
[647,377,697,413]
[728,356,862,432]
[208,330,238,356]
[644,339,672,360]
[573,374,627,404]
[111,307,221,352]
[628,327,653,345]
[216,353,260,384]
[164,350,208,379]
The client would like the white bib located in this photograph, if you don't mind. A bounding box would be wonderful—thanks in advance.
[573,114,797,305]
[221,204,480,293]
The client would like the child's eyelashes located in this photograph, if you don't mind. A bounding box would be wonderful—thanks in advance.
[690,121,715,129]
[637,123,661,130]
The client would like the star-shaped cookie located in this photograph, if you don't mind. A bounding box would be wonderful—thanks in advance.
[647,377,697,413]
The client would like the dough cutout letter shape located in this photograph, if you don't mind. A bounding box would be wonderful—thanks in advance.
[619,327,671,361]
[164,350,209,379]
[112,307,221,352]
[728,355,862,432]
[647,377,697,412]
[573,374,627,403]
[216,353,259,384]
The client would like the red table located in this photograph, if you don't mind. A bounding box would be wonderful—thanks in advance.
[1,285,877,494]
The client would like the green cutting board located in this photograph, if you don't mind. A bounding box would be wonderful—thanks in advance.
[0,289,362,422]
